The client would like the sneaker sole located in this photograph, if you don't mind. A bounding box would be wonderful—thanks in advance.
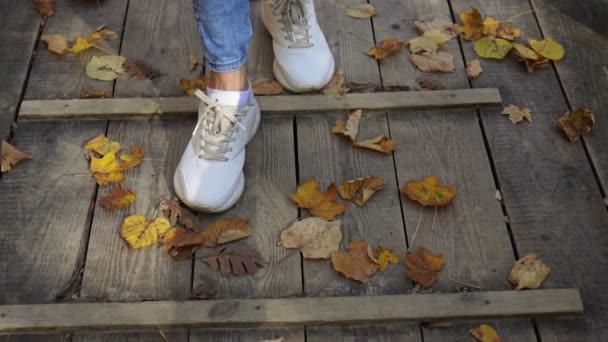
[272,59,335,93]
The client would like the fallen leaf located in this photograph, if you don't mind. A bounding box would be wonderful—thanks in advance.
[509,253,550,290]
[353,135,396,154]
[252,78,284,95]
[482,17,501,37]
[84,134,121,156]
[466,59,483,79]
[528,37,565,61]
[162,227,205,260]
[290,178,348,221]
[280,217,342,259]
[332,109,362,141]
[376,246,399,271]
[416,76,443,91]
[120,215,172,249]
[202,218,251,247]
[408,36,438,54]
[86,55,126,81]
[471,324,501,342]
[401,175,456,207]
[81,89,111,98]
[474,37,513,60]
[90,151,122,174]
[123,57,160,80]
[101,186,136,209]
[555,108,595,142]
[201,245,265,276]
[119,146,144,170]
[94,171,125,186]
[188,54,198,71]
[33,0,55,17]
[338,176,385,206]
[423,29,451,45]
[66,37,96,54]
[513,43,541,60]
[1,141,31,173]
[180,72,207,96]
[331,240,379,283]
[415,18,458,38]
[259,338,284,342]
[410,52,455,72]
[66,26,117,54]
[346,4,376,18]
[458,8,484,41]
[368,38,406,61]
[41,34,68,55]
[91,25,119,41]
[322,69,350,96]
[159,197,200,231]
[502,104,532,124]
[405,247,445,288]
[497,23,522,41]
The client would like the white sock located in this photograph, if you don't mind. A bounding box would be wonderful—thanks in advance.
[206,86,252,107]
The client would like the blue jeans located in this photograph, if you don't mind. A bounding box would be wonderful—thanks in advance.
[193,0,252,73]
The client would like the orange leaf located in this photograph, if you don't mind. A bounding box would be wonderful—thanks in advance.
[458,8,484,40]
[101,186,136,209]
[309,184,348,221]
[94,171,125,186]
[332,109,362,141]
[291,178,347,221]
[471,324,501,342]
[367,38,406,61]
[482,17,500,37]
[1,140,31,173]
[120,146,144,170]
[353,135,396,154]
[162,227,205,261]
[405,247,445,288]
[338,176,385,206]
[201,218,251,247]
[331,240,379,283]
[401,175,456,207]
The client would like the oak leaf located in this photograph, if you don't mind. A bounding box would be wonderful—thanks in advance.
[162,227,205,260]
[159,197,200,230]
[81,89,111,99]
[471,324,501,342]
[346,4,376,18]
[458,8,484,41]
[410,52,455,73]
[120,215,172,249]
[405,247,445,288]
[408,36,438,54]
[555,108,595,142]
[180,72,207,96]
[291,178,347,221]
[528,37,564,61]
[332,109,362,141]
[376,246,399,271]
[331,240,379,283]
[123,58,161,80]
[41,34,68,55]
[415,18,458,38]
[338,176,385,206]
[401,176,456,207]
[33,0,55,17]
[201,245,265,276]
[368,38,406,61]
[202,218,251,247]
[322,68,350,96]
[353,135,396,154]
[280,217,342,259]
[252,78,284,95]
[84,134,121,156]
[101,186,136,209]
[502,104,532,124]
[509,253,550,290]
[86,55,126,81]
[1,141,31,173]
[466,59,483,79]
[474,37,513,60]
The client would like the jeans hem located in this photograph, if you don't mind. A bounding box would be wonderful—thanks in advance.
[206,54,248,73]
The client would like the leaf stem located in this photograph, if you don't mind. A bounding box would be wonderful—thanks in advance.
[407,206,424,251]
[439,274,481,289]
[430,205,437,232]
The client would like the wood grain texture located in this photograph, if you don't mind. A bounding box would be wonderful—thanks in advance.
[0,0,39,138]
[0,335,62,342]
[449,0,608,340]
[307,325,422,342]
[72,330,187,342]
[24,0,128,99]
[191,328,304,342]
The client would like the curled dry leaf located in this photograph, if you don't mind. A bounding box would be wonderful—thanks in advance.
[509,253,551,290]
[471,324,501,342]
[502,104,532,124]
[101,186,136,209]
[474,37,513,60]
[458,8,484,41]
[331,240,379,283]
[1,141,31,173]
[368,38,406,61]
[123,57,161,80]
[290,178,347,221]
[120,215,172,249]
[410,52,455,73]
[405,247,445,288]
[201,245,265,276]
[415,18,458,38]
[91,25,119,41]
[84,134,121,156]
[33,0,55,17]
[41,34,68,55]
[332,109,362,141]
[353,135,396,154]
[528,37,565,61]
[555,108,595,143]
[86,55,126,81]
[401,176,456,207]
[81,89,111,99]
[280,217,342,259]
[408,36,438,54]
[322,69,350,96]
[346,4,376,19]
[159,197,200,231]
[180,72,207,96]
[376,246,399,271]
[162,227,205,261]
[202,218,251,247]
[338,176,385,206]
[252,78,284,95]
[466,59,483,79]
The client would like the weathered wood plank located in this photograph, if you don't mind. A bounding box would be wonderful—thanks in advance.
[18,88,502,121]
[0,335,62,342]
[191,328,303,342]
[72,330,187,342]
[449,0,608,340]
[369,0,538,340]
[0,289,584,333]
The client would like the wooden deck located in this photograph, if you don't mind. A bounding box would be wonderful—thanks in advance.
[0,0,607,340]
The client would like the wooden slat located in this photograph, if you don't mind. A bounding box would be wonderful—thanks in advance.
[0,289,583,333]
[17,88,502,121]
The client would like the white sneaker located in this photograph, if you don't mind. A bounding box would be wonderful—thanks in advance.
[261,0,335,93]
[173,89,261,213]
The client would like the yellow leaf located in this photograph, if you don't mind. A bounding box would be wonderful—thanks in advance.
[408,36,438,54]
[376,246,399,271]
[101,186,136,209]
[423,29,450,45]
[90,152,122,173]
[458,8,484,41]
[471,324,501,342]
[466,59,483,79]
[474,37,513,60]
[322,69,350,96]
[401,175,456,207]
[86,55,126,81]
[291,178,347,221]
[497,23,522,41]
[280,217,342,259]
[66,37,96,54]
[84,134,121,156]
[346,4,376,19]
[368,38,406,60]
[513,43,540,60]
[508,253,551,290]
[201,218,252,247]
[94,171,124,186]
[120,215,172,249]
[120,146,144,170]
[482,17,500,36]
[528,37,565,61]
[333,109,362,141]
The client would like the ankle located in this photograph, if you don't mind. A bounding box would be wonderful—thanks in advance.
[208,67,249,91]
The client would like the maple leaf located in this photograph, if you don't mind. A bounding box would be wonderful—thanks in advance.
[482,17,500,37]
[346,4,376,19]
[338,176,385,206]
[162,227,205,261]
[290,178,347,221]
[458,8,484,41]
[280,217,342,259]
[474,37,513,60]
[81,89,111,99]
[502,104,532,124]
[1,141,31,173]
[331,240,380,283]
[376,246,399,271]
[252,78,284,95]
[332,109,362,141]
[405,247,445,288]
[101,186,136,209]
[86,56,126,81]
[414,18,458,38]
[41,34,68,55]
[353,135,396,154]
[201,218,252,247]
[368,38,406,61]
[201,245,265,276]
[159,197,200,230]
[322,68,350,96]
[123,57,161,80]
[33,0,55,17]
[180,72,207,96]
[509,253,551,290]
[555,108,595,142]
[408,36,438,54]
[84,134,121,156]
[528,37,565,61]
[120,146,144,170]
[466,60,483,79]
[120,215,172,249]
[471,324,501,342]
[410,52,455,73]
[401,176,456,207]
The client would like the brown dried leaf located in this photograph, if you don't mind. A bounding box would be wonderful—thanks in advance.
[555,108,595,143]
[280,217,342,259]
[309,184,349,221]
[368,38,406,61]
[202,218,251,247]
[332,109,362,141]
[201,245,265,276]
[405,247,445,288]
[331,240,379,283]
[457,8,484,41]
[497,23,522,41]
[33,0,55,17]
[81,89,111,99]
[101,186,136,209]
[180,72,207,96]
[123,57,160,80]
[290,178,348,221]
[162,227,205,261]
[159,197,201,231]
[410,52,455,73]
[353,135,396,154]
[322,69,350,96]
[502,104,532,124]
[508,253,550,290]
[252,78,284,95]
[41,34,68,55]
[91,25,119,40]
[466,59,483,79]
[1,141,31,173]
[338,176,385,206]
[415,18,458,38]
[346,4,376,19]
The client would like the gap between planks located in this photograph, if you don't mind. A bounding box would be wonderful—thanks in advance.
[0,289,582,333]
[17,88,502,121]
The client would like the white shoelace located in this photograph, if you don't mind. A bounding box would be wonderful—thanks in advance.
[272,0,313,48]
[193,89,246,162]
